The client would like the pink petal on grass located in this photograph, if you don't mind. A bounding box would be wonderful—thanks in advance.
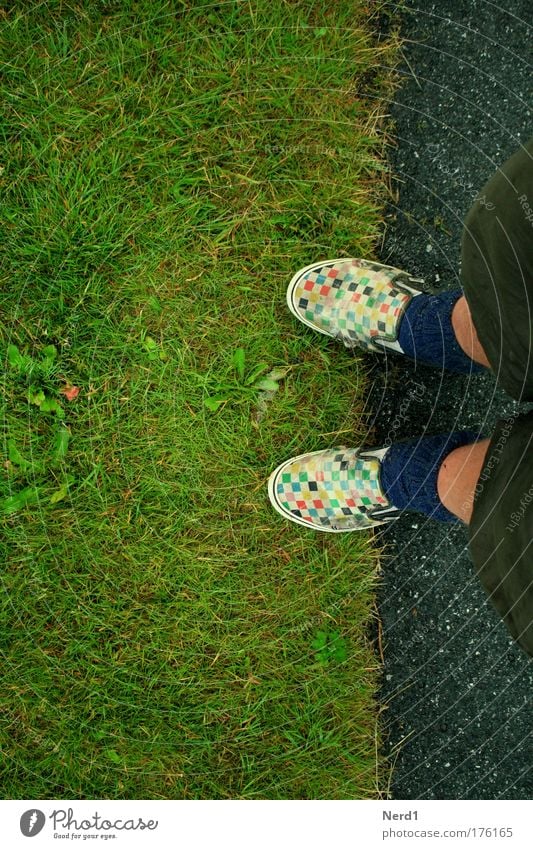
[61,384,80,401]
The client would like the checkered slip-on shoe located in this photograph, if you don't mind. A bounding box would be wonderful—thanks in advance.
[268,446,401,532]
[286,257,425,353]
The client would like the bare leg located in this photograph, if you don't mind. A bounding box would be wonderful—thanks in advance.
[437,438,490,524]
[451,295,491,368]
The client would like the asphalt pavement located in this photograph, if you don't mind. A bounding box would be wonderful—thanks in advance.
[368,0,533,800]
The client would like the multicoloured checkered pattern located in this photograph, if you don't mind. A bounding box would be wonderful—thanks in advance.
[269,447,392,531]
[287,258,417,352]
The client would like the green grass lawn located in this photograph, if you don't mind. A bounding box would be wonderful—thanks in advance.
[0,0,398,799]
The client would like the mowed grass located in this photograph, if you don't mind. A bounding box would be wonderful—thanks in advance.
[0,1,398,798]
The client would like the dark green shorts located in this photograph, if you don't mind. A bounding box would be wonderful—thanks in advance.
[461,140,533,657]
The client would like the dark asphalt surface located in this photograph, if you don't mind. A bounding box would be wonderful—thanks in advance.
[367,0,533,800]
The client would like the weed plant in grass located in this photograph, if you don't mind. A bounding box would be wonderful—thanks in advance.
[0,1,398,798]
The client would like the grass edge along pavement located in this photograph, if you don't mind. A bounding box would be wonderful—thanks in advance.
[1,1,400,799]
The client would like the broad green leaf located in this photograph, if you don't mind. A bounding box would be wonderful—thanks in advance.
[312,629,347,664]
[232,347,246,380]
[266,367,290,382]
[143,335,167,361]
[41,345,57,359]
[29,389,46,407]
[7,344,23,368]
[333,639,347,662]
[40,345,57,367]
[312,631,328,650]
[254,367,289,422]
[40,397,65,418]
[105,749,122,764]
[254,378,279,392]
[204,394,230,412]
[244,362,269,385]
[7,439,31,470]
[0,486,40,515]
[50,482,70,504]
[52,426,70,462]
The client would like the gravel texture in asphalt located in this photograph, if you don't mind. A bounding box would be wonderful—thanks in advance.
[367,0,532,800]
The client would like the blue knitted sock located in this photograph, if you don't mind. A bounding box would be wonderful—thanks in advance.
[380,431,481,522]
[398,289,485,374]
